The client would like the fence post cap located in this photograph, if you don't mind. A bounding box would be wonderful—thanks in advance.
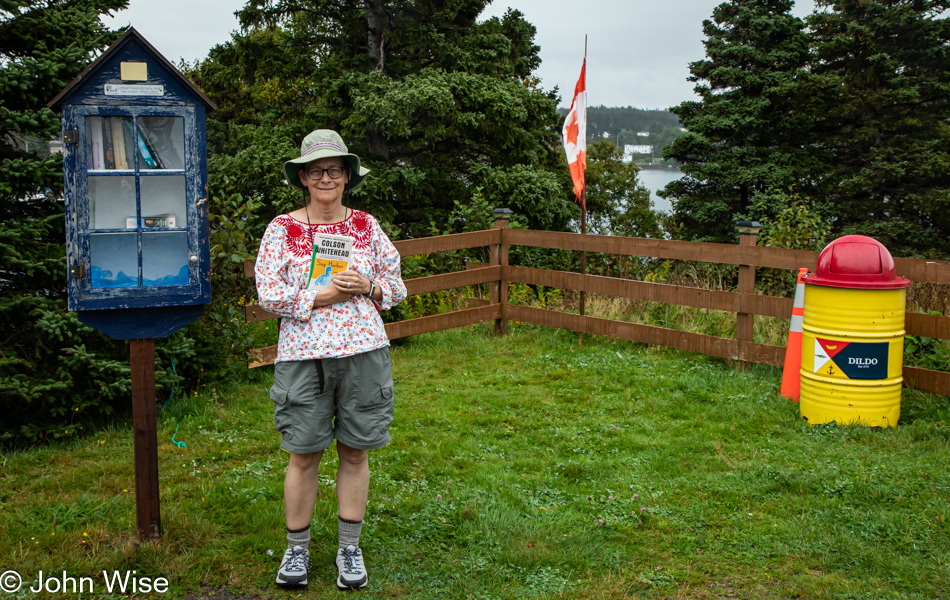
[737,220,762,236]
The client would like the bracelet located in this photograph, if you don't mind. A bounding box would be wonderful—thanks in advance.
[365,280,376,298]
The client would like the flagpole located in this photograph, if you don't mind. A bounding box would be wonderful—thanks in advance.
[579,35,587,349]
[579,189,586,348]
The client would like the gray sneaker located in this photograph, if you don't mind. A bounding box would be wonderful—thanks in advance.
[336,545,368,590]
[275,545,310,589]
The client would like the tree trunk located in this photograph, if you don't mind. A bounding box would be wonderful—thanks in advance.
[365,0,387,73]
[365,0,390,159]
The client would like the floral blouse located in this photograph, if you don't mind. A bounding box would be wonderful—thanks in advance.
[255,210,407,363]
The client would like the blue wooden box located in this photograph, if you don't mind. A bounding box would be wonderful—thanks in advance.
[49,28,217,339]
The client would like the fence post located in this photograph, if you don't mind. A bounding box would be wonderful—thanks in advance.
[737,220,762,363]
[491,208,512,334]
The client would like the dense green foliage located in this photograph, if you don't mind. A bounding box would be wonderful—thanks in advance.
[807,0,950,256]
[190,0,577,241]
[664,0,950,258]
[662,0,816,243]
[0,0,179,446]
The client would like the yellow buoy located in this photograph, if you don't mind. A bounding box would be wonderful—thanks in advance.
[799,235,910,427]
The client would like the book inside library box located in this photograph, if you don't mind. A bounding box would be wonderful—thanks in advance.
[85,115,189,288]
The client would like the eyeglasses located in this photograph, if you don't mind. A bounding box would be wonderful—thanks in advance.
[305,166,346,180]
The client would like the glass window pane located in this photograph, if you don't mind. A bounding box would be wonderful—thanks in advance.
[140,176,185,227]
[90,233,138,288]
[86,116,133,171]
[88,175,136,229]
[142,232,188,286]
[137,116,184,170]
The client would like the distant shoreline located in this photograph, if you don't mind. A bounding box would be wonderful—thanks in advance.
[636,164,680,171]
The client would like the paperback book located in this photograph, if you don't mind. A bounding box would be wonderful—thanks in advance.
[308,233,354,291]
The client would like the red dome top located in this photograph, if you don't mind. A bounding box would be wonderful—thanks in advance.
[802,235,909,289]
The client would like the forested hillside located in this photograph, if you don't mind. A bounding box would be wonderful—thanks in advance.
[559,105,683,155]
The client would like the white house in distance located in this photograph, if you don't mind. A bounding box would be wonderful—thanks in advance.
[623,144,653,163]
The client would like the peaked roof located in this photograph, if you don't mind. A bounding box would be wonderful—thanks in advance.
[47,27,217,110]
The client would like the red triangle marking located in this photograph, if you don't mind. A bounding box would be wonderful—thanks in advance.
[818,338,848,359]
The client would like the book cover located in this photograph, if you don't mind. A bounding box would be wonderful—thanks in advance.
[111,117,129,169]
[102,117,115,169]
[125,120,157,168]
[89,117,104,170]
[137,122,165,169]
[308,233,354,291]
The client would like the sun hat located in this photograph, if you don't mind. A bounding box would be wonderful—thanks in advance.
[282,129,370,192]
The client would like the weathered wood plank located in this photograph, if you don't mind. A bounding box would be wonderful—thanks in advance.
[742,342,785,367]
[392,230,500,257]
[905,312,950,340]
[507,229,742,264]
[248,304,501,368]
[508,266,739,312]
[506,305,740,360]
[894,258,950,285]
[248,345,277,369]
[386,305,500,340]
[742,294,793,320]
[902,366,950,396]
[405,266,500,296]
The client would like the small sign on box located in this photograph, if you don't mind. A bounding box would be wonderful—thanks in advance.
[127,214,176,228]
[105,84,164,96]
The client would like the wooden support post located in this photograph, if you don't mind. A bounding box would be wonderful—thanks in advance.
[491,208,512,334]
[737,225,760,363]
[130,338,162,540]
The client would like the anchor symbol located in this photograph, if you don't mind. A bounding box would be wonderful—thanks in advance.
[826,365,835,376]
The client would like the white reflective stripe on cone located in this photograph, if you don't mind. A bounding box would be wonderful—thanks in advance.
[790,314,804,333]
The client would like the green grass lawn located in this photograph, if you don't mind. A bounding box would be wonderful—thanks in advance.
[2,324,949,599]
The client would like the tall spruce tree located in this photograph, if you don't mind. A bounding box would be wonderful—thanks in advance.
[0,0,190,445]
[808,0,950,257]
[190,0,576,239]
[662,0,817,243]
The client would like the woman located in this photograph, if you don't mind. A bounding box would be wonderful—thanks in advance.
[255,129,407,591]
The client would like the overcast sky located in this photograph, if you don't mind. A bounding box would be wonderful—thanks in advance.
[102,0,816,110]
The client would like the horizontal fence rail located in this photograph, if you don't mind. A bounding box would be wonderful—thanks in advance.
[242,227,949,396]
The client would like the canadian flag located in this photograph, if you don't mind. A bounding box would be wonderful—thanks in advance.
[562,59,587,207]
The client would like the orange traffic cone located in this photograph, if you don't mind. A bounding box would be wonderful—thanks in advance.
[780,267,808,402]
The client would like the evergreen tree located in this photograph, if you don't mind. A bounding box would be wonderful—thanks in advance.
[662,0,817,243]
[190,0,576,239]
[0,0,187,445]
[808,0,950,257]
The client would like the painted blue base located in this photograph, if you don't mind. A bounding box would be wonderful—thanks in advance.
[78,304,205,340]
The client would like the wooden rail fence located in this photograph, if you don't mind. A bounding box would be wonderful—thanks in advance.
[243,223,950,396]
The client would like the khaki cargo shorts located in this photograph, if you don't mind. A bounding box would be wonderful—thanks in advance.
[269,347,395,453]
